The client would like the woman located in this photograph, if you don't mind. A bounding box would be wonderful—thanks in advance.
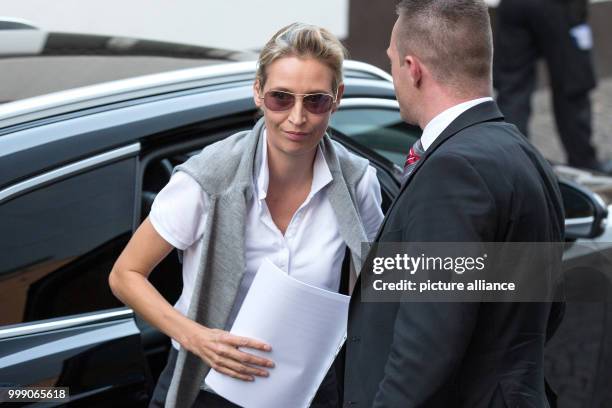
[109,22,383,408]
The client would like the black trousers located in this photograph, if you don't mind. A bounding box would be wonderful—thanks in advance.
[493,0,598,168]
[149,347,340,408]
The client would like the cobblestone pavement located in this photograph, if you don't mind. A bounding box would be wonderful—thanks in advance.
[530,77,612,165]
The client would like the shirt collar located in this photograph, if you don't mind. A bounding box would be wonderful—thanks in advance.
[255,130,333,202]
[420,97,493,151]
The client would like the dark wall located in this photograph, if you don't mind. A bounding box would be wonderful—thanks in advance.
[344,0,612,79]
[344,0,396,72]
[590,1,612,79]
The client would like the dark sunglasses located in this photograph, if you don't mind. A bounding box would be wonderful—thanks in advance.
[260,90,337,114]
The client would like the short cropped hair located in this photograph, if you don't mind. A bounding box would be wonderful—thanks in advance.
[256,22,347,94]
[395,0,493,94]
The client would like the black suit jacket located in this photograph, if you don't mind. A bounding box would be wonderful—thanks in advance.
[344,102,565,408]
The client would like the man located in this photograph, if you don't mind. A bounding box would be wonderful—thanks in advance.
[344,1,564,407]
[494,0,612,173]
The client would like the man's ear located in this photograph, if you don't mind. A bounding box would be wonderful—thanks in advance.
[253,80,263,108]
[405,55,423,88]
[331,83,345,113]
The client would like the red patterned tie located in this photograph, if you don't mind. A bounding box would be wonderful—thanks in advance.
[403,139,424,178]
[404,146,421,169]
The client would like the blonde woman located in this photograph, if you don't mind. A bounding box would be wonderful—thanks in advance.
[109,23,383,408]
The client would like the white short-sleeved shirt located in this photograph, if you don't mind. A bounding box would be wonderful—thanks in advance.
[150,133,384,350]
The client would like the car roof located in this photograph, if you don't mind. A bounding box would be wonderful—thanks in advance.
[0,59,392,130]
[0,27,258,105]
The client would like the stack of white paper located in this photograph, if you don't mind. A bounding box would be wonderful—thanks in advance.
[205,259,350,408]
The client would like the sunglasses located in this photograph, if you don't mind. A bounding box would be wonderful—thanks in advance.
[260,90,337,114]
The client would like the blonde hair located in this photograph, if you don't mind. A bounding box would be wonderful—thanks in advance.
[256,23,347,94]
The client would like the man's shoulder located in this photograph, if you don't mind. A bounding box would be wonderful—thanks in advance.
[451,119,523,148]
[422,120,556,192]
[437,120,538,166]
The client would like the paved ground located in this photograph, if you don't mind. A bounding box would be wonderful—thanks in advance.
[530,77,612,165]
[545,301,612,408]
[531,78,612,407]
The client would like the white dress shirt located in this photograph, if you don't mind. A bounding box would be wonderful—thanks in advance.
[420,97,494,151]
[150,132,384,350]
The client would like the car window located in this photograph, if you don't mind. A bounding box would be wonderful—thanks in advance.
[331,107,421,167]
[0,158,136,327]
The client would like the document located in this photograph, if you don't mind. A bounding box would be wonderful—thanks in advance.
[205,258,350,408]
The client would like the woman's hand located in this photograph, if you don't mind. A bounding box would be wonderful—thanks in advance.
[183,325,275,381]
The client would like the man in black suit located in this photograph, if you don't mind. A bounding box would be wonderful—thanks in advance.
[344,1,565,407]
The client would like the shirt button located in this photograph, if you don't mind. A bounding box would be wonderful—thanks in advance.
[350,336,361,342]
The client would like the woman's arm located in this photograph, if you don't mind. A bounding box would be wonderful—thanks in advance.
[109,217,274,381]
[109,217,188,349]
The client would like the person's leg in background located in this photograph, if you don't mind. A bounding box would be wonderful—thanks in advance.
[494,0,539,137]
[551,86,597,168]
[541,0,600,169]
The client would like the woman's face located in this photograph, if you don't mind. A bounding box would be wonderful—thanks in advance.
[254,56,344,159]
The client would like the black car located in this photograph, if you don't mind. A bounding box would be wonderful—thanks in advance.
[1,29,611,407]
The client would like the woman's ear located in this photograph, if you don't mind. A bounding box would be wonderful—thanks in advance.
[253,80,263,108]
[331,83,345,113]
